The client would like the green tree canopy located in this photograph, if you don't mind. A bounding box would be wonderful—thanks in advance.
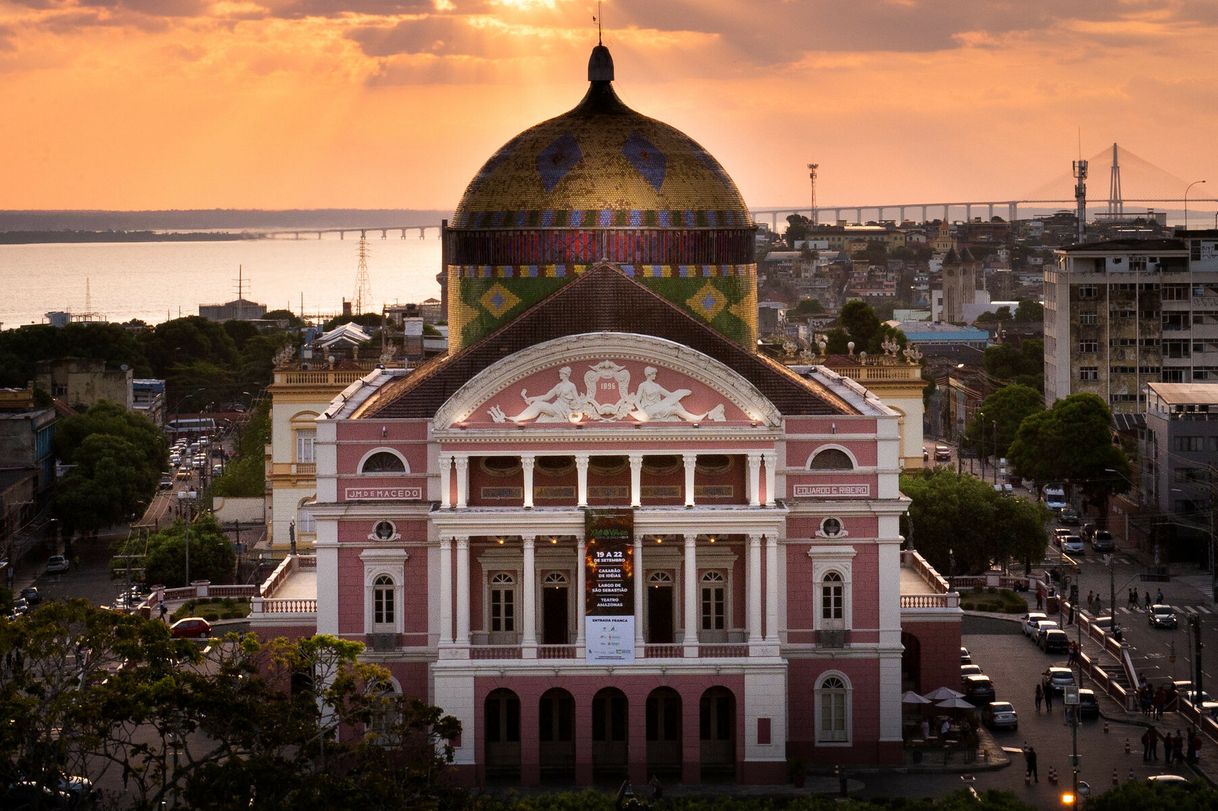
[901,468,1048,575]
[784,213,811,244]
[140,514,237,587]
[54,400,165,469]
[965,384,1045,460]
[823,300,907,355]
[1007,393,1132,510]
[1085,778,1218,811]
[1014,299,1044,322]
[983,339,1044,392]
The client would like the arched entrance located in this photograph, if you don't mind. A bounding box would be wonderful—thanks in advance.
[591,687,628,782]
[645,687,682,779]
[484,688,521,781]
[901,631,922,693]
[699,686,736,782]
[538,688,575,782]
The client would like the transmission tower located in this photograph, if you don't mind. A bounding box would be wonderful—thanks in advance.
[807,163,819,226]
[1108,143,1123,217]
[354,231,373,315]
[1073,158,1088,244]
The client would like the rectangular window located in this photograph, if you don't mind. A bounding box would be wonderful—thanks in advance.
[1077,285,1098,299]
[1079,313,1098,326]
[700,584,726,630]
[819,690,848,742]
[296,430,316,463]
[1079,367,1099,381]
[1078,340,1098,353]
[822,583,844,620]
[491,587,515,632]
[1171,436,1205,452]
[374,584,395,625]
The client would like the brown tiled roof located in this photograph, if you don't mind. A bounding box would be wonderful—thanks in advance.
[360,265,856,419]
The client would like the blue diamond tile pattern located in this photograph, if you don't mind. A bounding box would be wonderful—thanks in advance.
[622,131,667,191]
[537,133,583,193]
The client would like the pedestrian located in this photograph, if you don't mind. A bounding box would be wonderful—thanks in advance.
[1128,587,1135,608]
[1142,728,1152,761]
[1156,588,1164,604]
[1144,590,1151,608]
[1067,641,1077,666]
[1154,687,1166,720]
[158,601,168,622]
[1035,683,1043,713]
[1044,684,1053,711]
[1187,728,1202,765]
[1036,591,1044,611]
[1173,730,1185,764]
[1087,591,1095,612]
[648,774,663,802]
[1149,726,1161,761]
[1024,745,1039,783]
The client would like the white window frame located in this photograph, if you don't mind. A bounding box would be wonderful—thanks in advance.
[296,429,316,464]
[821,571,845,622]
[297,498,317,535]
[809,546,855,631]
[372,574,397,628]
[815,672,852,745]
[360,548,408,634]
[699,570,727,631]
[489,572,517,634]
[357,447,410,475]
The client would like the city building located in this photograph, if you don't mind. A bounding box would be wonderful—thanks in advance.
[250,44,960,786]
[1143,382,1218,514]
[198,297,268,322]
[132,379,166,427]
[34,357,133,411]
[1044,234,1218,412]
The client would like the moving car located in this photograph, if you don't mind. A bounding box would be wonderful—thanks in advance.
[1040,629,1070,654]
[934,445,951,462]
[159,475,174,490]
[1077,688,1099,720]
[170,617,212,639]
[1043,485,1068,512]
[1058,508,1081,526]
[1061,535,1085,555]
[1022,612,1049,638]
[1042,666,1075,695]
[1148,604,1178,629]
[45,555,70,574]
[982,701,1018,731]
[962,674,997,706]
[1052,528,1073,547]
[1091,530,1115,553]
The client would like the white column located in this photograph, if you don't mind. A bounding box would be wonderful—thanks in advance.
[455,536,471,650]
[576,535,586,649]
[521,454,535,510]
[764,535,779,645]
[575,453,589,508]
[439,454,453,509]
[683,533,698,655]
[746,453,762,507]
[629,453,643,508]
[634,535,645,652]
[522,535,537,656]
[439,536,453,644]
[748,533,763,646]
[454,454,469,509]
[682,453,697,508]
[763,451,777,507]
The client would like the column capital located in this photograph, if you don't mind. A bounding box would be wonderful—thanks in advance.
[521,535,536,547]
[520,454,536,468]
[453,453,469,465]
[454,536,470,549]
[575,453,590,466]
[628,452,644,463]
[747,451,762,463]
[682,453,698,465]
[683,533,697,546]
[748,533,763,544]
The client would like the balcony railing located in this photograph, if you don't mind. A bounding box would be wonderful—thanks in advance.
[537,645,579,659]
[899,594,960,609]
[644,644,685,658]
[253,598,318,614]
[471,645,523,660]
[698,644,749,657]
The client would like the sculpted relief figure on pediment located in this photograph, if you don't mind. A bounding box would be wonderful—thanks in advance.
[488,361,726,425]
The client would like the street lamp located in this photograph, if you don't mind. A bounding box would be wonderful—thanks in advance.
[1184,179,1206,231]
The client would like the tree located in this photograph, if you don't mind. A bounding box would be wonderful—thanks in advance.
[984,340,1043,392]
[1007,393,1132,511]
[964,384,1044,461]
[1086,778,1218,811]
[141,515,237,587]
[1014,299,1044,322]
[901,468,1048,576]
[784,213,810,245]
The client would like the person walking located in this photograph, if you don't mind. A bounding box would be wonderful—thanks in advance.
[1142,728,1152,762]
[1173,730,1185,764]
[158,601,168,623]
[1087,591,1095,612]
[1128,588,1136,609]
[1044,684,1053,711]
[1156,588,1164,604]
[1035,683,1043,713]
[1024,745,1039,783]
[1144,590,1152,609]
[1036,590,1044,611]
[1149,726,1161,761]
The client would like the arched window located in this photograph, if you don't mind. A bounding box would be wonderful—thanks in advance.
[700,571,726,631]
[362,451,406,473]
[809,448,854,470]
[821,571,844,621]
[373,574,396,627]
[368,679,401,742]
[816,674,851,744]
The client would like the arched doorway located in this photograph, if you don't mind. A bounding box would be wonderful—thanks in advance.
[539,688,575,782]
[699,686,735,782]
[901,631,922,693]
[484,688,521,781]
[645,687,682,779]
[591,687,628,782]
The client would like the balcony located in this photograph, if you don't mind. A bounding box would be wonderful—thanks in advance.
[250,555,318,618]
[899,549,960,611]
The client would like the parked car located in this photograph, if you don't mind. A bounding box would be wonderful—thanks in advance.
[960,664,983,681]
[1147,774,1194,788]
[1042,666,1075,695]
[1022,612,1049,638]
[170,617,212,639]
[962,674,997,706]
[960,646,972,664]
[159,475,174,490]
[1040,629,1070,654]
[19,586,40,606]
[45,555,70,574]
[1148,604,1178,629]
[1091,530,1115,553]
[1058,508,1081,526]
[1061,535,1085,555]
[1034,620,1061,645]
[982,701,1019,731]
[934,445,952,462]
[1077,688,1099,720]
[1052,528,1073,547]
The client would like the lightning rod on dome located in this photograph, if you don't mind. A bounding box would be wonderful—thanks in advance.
[594,1,602,45]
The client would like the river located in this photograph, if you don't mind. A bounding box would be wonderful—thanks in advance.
[0,233,443,328]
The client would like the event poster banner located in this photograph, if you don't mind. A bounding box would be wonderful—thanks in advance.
[584,509,635,663]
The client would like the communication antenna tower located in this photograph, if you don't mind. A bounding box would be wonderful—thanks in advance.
[1072,158,1088,244]
[233,264,250,321]
[354,231,373,315]
[1108,143,1123,217]
[807,163,819,226]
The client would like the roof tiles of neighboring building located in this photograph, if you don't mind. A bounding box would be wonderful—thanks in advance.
[359,264,856,419]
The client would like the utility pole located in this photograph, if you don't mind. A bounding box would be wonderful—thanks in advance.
[1192,614,1204,700]
[807,163,819,226]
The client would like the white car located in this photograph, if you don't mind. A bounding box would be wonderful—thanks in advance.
[46,555,70,574]
[1022,612,1049,638]
[1061,535,1085,555]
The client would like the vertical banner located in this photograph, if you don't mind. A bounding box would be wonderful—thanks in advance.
[585,509,635,663]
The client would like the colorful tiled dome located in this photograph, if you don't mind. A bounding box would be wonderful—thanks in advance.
[444,45,757,352]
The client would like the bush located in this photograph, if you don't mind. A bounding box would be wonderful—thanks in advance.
[172,597,250,621]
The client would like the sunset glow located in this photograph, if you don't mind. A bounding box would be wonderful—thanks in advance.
[0,0,1215,211]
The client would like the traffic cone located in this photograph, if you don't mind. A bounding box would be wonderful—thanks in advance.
[1128,768,1136,781]
[1104,721,1110,734]
[1124,738,1131,754]
[1112,768,1119,785]
[1048,766,1058,785]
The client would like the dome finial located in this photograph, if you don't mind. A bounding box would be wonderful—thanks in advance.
[588,1,613,81]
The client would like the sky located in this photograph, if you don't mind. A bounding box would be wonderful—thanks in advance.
[1,0,1216,213]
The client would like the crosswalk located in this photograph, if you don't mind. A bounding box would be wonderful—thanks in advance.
[1115,604,1214,615]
